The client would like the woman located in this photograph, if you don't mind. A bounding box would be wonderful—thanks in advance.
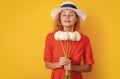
[44,2,94,79]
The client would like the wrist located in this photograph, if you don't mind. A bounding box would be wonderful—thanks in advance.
[71,64,75,71]
[55,62,62,69]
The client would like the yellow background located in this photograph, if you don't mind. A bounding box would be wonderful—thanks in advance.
[0,0,120,79]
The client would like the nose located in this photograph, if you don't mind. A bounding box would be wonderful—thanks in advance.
[66,15,70,19]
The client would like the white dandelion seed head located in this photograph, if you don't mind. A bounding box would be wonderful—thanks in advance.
[69,32,76,41]
[74,31,81,41]
[54,31,62,41]
[54,31,81,41]
[59,32,69,41]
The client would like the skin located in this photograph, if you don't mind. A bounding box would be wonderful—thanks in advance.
[60,9,77,32]
[45,9,92,72]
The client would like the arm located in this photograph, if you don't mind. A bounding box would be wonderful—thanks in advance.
[64,63,92,72]
[64,57,93,72]
[45,61,62,69]
[71,64,92,72]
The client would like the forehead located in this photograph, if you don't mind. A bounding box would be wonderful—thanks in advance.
[60,9,76,14]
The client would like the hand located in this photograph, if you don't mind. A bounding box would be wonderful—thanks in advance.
[64,60,71,70]
[59,57,70,66]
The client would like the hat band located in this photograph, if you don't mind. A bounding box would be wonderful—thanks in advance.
[61,4,77,9]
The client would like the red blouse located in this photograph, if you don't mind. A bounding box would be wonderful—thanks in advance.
[44,32,94,79]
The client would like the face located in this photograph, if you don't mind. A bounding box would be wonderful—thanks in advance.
[60,9,77,28]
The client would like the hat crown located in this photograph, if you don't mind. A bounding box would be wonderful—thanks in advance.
[60,2,77,6]
[60,2,77,9]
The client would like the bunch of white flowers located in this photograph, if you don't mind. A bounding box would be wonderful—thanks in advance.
[54,31,81,41]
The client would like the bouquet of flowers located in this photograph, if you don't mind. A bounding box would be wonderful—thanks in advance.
[54,31,81,79]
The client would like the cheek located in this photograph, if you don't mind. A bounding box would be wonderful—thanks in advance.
[72,17,77,21]
[60,17,65,24]
[71,18,77,23]
[60,18,63,22]
[60,16,65,21]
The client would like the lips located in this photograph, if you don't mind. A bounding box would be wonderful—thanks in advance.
[64,21,70,22]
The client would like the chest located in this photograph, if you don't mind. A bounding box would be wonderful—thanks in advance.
[52,40,85,63]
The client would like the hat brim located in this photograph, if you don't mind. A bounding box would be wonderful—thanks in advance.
[51,7,86,23]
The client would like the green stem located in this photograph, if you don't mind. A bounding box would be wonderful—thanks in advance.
[65,70,70,79]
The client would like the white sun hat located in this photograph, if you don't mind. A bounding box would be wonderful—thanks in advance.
[51,2,87,23]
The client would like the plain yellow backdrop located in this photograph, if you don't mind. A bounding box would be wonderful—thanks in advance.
[0,0,120,79]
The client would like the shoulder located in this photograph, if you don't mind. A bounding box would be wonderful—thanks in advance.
[80,32,91,42]
[46,32,55,40]
[46,32,54,37]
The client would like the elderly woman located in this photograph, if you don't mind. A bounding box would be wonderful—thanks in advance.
[44,2,94,79]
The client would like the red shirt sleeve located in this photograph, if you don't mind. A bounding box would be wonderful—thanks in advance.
[82,35,94,64]
[44,33,53,62]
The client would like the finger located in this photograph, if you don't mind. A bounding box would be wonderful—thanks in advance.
[59,57,71,65]
[64,64,71,70]
[64,65,70,70]
[60,61,68,65]
[60,56,67,59]
[59,60,68,65]
[64,65,67,70]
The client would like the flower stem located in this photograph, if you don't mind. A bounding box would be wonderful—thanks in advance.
[66,70,70,79]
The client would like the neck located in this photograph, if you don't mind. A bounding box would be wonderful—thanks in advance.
[63,26,74,32]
